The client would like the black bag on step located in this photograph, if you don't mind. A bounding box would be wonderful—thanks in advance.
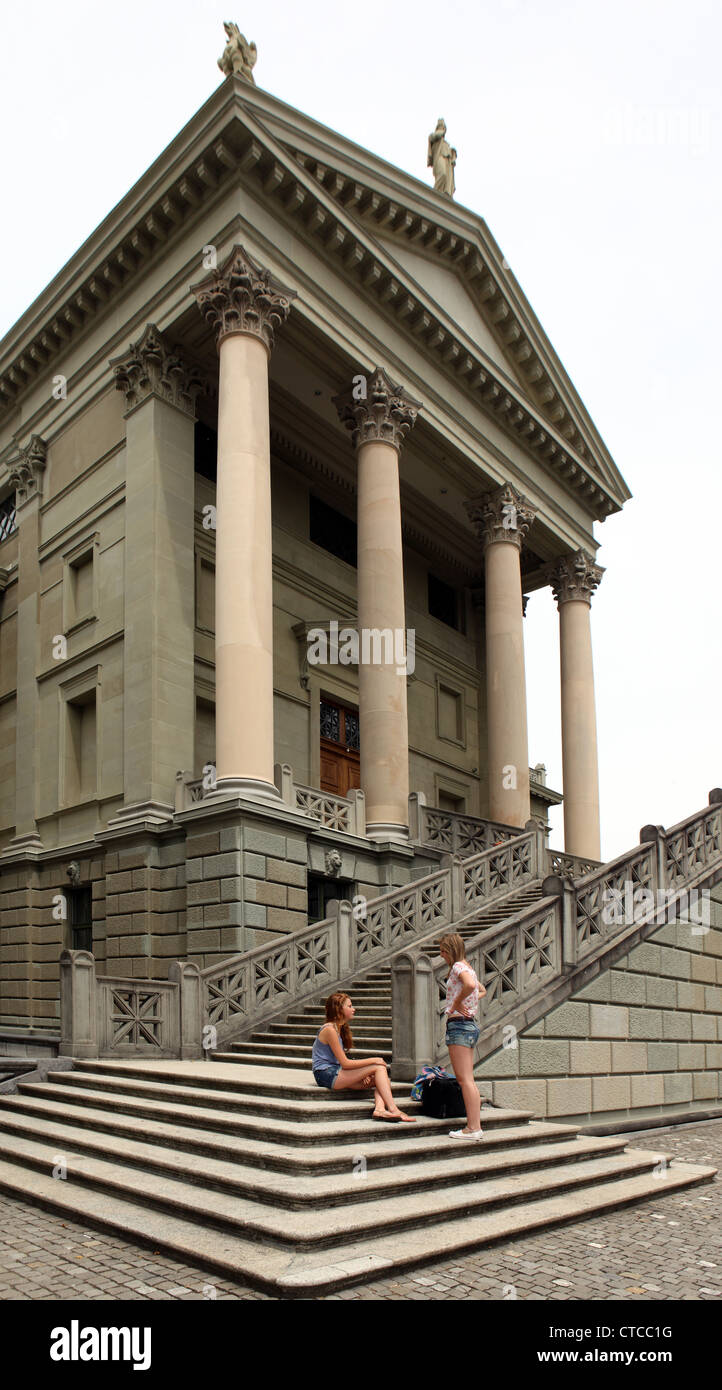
[420,1074,466,1119]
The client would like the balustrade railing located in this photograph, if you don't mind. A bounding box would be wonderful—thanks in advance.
[391,789,722,1077]
[60,791,722,1065]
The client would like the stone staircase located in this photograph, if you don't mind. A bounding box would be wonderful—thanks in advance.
[216,882,545,1069]
[0,1056,714,1297]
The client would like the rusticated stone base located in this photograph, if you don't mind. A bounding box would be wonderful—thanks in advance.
[475,884,722,1124]
[0,796,419,1034]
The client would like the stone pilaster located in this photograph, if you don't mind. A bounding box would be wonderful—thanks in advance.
[190,245,296,800]
[1,435,47,858]
[467,482,535,828]
[334,369,421,840]
[107,325,201,828]
[550,550,604,860]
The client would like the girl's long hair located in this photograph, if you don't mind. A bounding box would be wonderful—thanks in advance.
[325,991,353,1051]
[437,933,466,966]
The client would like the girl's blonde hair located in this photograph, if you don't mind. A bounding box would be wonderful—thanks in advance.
[325,991,353,1051]
[437,933,466,965]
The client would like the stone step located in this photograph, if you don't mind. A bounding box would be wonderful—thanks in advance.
[234,1040,393,1060]
[0,1112,630,1210]
[0,1129,675,1249]
[0,1143,712,1296]
[286,1010,390,1025]
[3,1081,466,1148]
[219,1050,312,1070]
[0,1093,550,1175]
[35,1069,399,1123]
[254,1028,391,1045]
[60,1059,406,1106]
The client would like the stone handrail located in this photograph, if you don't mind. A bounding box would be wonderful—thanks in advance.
[548,849,602,878]
[391,790,722,1078]
[60,823,543,1058]
[199,826,542,1051]
[408,791,519,856]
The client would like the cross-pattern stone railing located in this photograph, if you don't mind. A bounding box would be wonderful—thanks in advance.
[199,826,542,1051]
[409,792,520,856]
[548,849,602,878]
[274,763,366,835]
[59,953,191,1059]
[391,789,722,1078]
[58,827,542,1058]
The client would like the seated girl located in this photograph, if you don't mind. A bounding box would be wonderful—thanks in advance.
[311,990,415,1122]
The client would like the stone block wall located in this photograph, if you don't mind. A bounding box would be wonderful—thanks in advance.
[476,885,722,1123]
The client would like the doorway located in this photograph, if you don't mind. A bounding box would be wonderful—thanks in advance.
[320,697,360,797]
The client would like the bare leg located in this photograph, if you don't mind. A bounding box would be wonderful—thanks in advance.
[334,1064,416,1120]
[448,1044,482,1132]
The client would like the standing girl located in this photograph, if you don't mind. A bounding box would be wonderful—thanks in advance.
[437,933,486,1140]
[311,991,416,1122]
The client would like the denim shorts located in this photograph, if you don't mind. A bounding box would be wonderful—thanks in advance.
[313,1063,341,1089]
[446,1017,480,1049]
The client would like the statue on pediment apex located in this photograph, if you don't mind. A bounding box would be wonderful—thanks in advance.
[218,22,257,83]
[427,118,457,198]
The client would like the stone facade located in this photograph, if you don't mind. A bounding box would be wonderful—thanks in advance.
[477,884,722,1123]
[0,65,628,1038]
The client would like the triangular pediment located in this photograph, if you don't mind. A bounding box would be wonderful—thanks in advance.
[373,236,529,389]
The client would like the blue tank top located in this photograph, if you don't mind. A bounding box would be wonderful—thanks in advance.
[312,1029,340,1070]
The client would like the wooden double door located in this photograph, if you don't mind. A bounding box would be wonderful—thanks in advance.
[320,698,361,797]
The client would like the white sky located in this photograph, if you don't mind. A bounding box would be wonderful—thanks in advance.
[1,0,720,860]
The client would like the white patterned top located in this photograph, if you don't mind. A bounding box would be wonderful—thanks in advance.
[445,960,481,1019]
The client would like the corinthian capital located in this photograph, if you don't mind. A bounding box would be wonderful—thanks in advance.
[466,482,536,551]
[110,324,205,419]
[190,244,296,352]
[550,550,604,606]
[9,435,47,506]
[333,367,422,453]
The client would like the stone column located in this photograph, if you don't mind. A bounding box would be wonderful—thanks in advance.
[467,483,535,828]
[1,436,46,856]
[191,245,296,800]
[334,369,421,840]
[107,325,202,826]
[550,550,604,860]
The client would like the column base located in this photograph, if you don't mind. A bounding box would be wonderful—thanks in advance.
[105,800,175,829]
[0,831,44,859]
[366,821,409,844]
[205,777,282,805]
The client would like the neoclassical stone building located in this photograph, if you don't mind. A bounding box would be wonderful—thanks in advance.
[0,58,629,1041]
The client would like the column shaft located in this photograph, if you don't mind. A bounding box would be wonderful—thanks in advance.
[215,333,274,788]
[357,438,409,836]
[559,599,601,859]
[485,540,531,826]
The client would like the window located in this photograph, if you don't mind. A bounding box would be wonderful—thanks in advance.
[194,421,217,482]
[68,885,93,953]
[62,534,99,633]
[60,667,101,806]
[310,495,357,568]
[0,493,16,543]
[428,573,460,630]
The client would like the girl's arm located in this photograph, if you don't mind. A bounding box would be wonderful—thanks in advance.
[319,1024,385,1070]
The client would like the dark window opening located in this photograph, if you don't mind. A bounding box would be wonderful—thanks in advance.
[307,874,353,924]
[0,493,16,543]
[428,573,460,630]
[68,885,93,953]
[310,495,357,568]
[194,421,217,482]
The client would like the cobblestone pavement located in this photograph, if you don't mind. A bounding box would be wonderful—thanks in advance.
[0,1120,720,1301]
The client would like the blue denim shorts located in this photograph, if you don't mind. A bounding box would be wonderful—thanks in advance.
[313,1063,341,1089]
[446,1018,480,1049]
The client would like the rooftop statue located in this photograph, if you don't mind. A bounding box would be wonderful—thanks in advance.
[218,22,257,83]
[427,118,457,198]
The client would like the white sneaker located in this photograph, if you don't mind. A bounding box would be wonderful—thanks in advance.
[449,1128,484,1141]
